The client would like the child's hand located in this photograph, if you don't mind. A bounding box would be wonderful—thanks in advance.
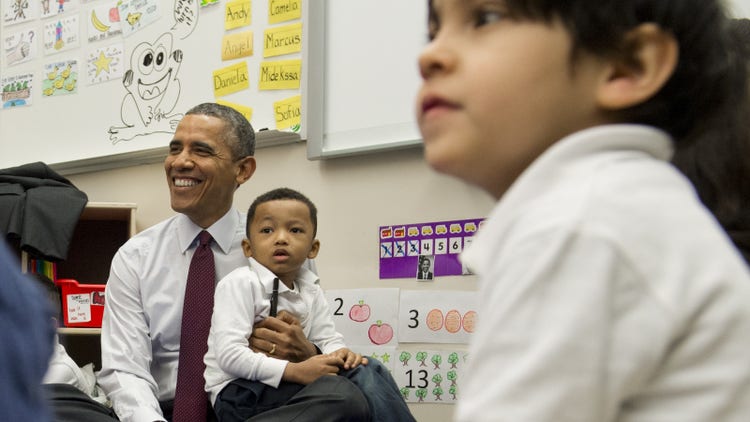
[330,348,369,370]
[283,354,344,384]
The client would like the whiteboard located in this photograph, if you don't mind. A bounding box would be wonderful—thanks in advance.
[306,0,426,159]
[0,0,309,174]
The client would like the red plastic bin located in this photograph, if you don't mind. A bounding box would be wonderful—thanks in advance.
[54,279,106,328]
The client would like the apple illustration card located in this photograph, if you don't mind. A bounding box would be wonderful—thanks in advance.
[398,290,477,344]
[325,288,400,348]
[392,349,469,404]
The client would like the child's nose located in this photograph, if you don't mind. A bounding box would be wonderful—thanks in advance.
[274,231,289,244]
[418,33,455,79]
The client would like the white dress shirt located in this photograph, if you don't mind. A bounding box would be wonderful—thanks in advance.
[457,125,750,422]
[204,257,346,405]
[99,209,251,422]
[43,336,95,394]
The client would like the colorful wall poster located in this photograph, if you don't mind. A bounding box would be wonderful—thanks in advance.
[42,59,78,96]
[40,0,79,19]
[392,349,468,404]
[42,14,80,55]
[379,218,484,279]
[3,28,39,66]
[118,0,160,37]
[86,1,123,42]
[3,0,35,26]
[86,43,124,85]
[1,72,34,108]
[325,288,399,348]
[398,290,477,344]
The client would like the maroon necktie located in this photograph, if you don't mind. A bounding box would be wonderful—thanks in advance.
[173,230,215,422]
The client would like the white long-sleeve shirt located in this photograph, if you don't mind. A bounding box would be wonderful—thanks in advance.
[457,125,750,421]
[204,257,346,405]
[99,209,254,422]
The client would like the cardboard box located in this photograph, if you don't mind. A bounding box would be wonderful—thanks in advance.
[54,279,106,328]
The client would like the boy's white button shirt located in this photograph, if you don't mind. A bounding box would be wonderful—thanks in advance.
[459,125,750,422]
[204,257,346,405]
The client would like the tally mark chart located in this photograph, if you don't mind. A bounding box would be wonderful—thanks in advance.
[379,218,484,279]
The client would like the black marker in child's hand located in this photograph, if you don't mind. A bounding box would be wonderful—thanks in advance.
[270,277,279,317]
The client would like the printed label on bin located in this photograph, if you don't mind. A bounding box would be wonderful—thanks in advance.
[66,293,92,323]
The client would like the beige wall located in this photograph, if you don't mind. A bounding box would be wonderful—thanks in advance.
[68,141,494,421]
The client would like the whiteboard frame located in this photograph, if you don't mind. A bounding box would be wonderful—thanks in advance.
[306,1,424,160]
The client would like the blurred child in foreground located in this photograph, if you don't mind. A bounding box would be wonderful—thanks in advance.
[415,1,750,420]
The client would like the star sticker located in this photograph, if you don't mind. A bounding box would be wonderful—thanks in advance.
[381,353,390,363]
[93,51,113,77]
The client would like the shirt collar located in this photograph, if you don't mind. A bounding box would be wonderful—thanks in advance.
[176,209,240,254]
[248,257,320,293]
[462,124,673,274]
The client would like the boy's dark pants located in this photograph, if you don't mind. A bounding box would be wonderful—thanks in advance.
[215,375,368,422]
[214,359,415,422]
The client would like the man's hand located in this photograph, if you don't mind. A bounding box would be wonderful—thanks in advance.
[329,347,368,370]
[250,310,318,362]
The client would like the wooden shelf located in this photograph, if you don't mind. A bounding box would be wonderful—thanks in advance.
[56,202,136,285]
[58,327,102,335]
[19,201,137,369]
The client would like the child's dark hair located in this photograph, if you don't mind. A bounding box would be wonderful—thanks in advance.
[483,0,749,148]
[671,17,750,264]
[428,0,750,262]
[246,187,318,237]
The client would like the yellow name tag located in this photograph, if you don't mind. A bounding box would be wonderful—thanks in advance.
[213,61,250,97]
[225,0,251,30]
[268,0,301,24]
[274,95,301,130]
[264,22,302,58]
[222,30,254,61]
[259,59,301,90]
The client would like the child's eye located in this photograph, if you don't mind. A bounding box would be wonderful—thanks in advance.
[474,9,504,28]
[260,227,272,234]
[290,227,303,234]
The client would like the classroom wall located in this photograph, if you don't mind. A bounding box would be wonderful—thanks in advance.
[67,140,494,421]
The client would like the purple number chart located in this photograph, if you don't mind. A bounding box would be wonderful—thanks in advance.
[379,218,484,279]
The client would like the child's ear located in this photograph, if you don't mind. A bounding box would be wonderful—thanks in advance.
[241,238,254,258]
[307,239,320,259]
[596,23,678,110]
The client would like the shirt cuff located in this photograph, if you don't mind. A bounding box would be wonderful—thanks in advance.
[257,357,289,388]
